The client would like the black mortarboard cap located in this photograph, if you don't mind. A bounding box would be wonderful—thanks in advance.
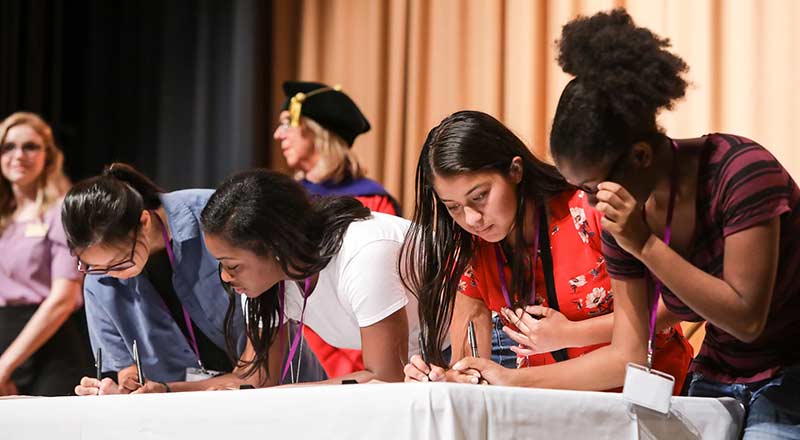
[280,81,371,147]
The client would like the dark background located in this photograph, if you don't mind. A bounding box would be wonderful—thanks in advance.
[0,0,276,190]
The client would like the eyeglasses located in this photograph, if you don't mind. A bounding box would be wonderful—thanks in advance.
[0,142,44,156]
[77,227,140,274]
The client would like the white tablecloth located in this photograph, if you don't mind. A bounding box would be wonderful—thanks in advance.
[0,382,743,439]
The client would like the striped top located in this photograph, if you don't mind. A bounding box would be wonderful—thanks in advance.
[603,134,800,383]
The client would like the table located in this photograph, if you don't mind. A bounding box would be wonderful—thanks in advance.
[0,382,743,439]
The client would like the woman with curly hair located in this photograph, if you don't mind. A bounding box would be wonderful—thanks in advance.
[500,8,797,438]
[0,112,90,396]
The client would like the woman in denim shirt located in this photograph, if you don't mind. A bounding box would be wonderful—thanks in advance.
[63,164,318,395]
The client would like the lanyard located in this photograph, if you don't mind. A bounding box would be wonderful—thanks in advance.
[494,208,540,308]
[645,140,679,370]
[278,277,313,384]
[153,212,206,372]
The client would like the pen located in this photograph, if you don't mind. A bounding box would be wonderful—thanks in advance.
[133,339,145,386]
[468,321,478,358]
[418,332,429,364]
[95,347,102,381]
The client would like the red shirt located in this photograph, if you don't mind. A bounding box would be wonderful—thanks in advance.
[459,190,692,393]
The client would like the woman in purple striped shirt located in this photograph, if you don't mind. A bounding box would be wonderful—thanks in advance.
[538,8,799,439]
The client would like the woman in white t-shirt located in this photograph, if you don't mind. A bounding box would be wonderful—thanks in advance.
[200,169,418,385]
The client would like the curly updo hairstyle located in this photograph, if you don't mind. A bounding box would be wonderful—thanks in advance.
[549,8,689,167]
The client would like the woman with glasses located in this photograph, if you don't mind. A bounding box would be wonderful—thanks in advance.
[401,111,691,392]
[63,163,293,395]
[544,9,798,437]
[200,169,417,385]
[274,81,403,378]
[0,112,91,396]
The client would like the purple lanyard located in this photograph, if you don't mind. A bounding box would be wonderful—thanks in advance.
[494,208,541,308]
[278,277,313,384]
[645,140,679,370]
[154,212,205,371]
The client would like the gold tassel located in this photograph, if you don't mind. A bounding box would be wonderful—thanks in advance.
[288,85,344,127]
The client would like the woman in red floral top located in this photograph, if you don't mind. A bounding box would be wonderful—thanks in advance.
[401,111,691,393]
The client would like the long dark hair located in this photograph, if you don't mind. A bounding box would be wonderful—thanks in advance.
[201,169,370,381]
[400,110,571,365]
[549,8,689,168]
[62,163,163,251]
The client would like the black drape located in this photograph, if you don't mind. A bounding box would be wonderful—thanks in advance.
[0,0,272,189]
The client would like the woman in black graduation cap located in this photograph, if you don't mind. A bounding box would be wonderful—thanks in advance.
[274,81,401,216]
[272,81,402,379]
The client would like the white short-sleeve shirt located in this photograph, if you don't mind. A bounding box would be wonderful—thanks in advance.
[245,212,420,356]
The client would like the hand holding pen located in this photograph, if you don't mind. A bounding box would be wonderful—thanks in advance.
[451,322,515,386]
[403,328,484,384]
[404,333,447,382]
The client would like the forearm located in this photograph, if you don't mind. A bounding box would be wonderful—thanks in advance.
[0,282,79,379]
[655,300,682,330]
[450,294,493,366]
[565,313,614,348]
[509,342,642,391]
[166,371,251,392]
[638,235,762,340]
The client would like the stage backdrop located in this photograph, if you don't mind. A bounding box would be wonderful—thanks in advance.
[270,0,800,213]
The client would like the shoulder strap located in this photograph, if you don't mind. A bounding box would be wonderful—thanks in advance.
[538,207,569,363]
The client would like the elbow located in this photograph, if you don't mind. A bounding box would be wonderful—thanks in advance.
[733,318,766,343]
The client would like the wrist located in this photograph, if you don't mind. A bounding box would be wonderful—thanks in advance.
[636,233,660,261]
[158,381,171,393]
[0,360,14,383]
[561,319,580,348]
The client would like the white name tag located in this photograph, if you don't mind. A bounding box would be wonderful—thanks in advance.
[185,367,224,382]
[622,362,674,414]
[24,222,49,238]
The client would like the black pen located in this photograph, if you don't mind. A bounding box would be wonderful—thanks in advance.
[95,347,102,381]
[133,339,145,386]
[418,333,429,364]
[467,321,479,358]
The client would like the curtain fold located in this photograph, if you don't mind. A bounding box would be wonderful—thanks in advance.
[271,0,800,214]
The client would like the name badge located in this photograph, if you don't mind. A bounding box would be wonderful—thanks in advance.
[185,367,224,382]
[24,222,49,238]
[622,362,674,414]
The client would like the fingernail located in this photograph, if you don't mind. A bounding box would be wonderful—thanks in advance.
[470,377,479,384]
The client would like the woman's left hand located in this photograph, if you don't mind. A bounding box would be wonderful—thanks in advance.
[595,182,652,257]
[451,358,514,386]
[500,305,574,354]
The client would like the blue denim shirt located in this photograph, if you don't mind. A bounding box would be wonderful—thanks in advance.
[83,189,245,382]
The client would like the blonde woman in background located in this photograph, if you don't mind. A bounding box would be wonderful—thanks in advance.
[0,112,90,396]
